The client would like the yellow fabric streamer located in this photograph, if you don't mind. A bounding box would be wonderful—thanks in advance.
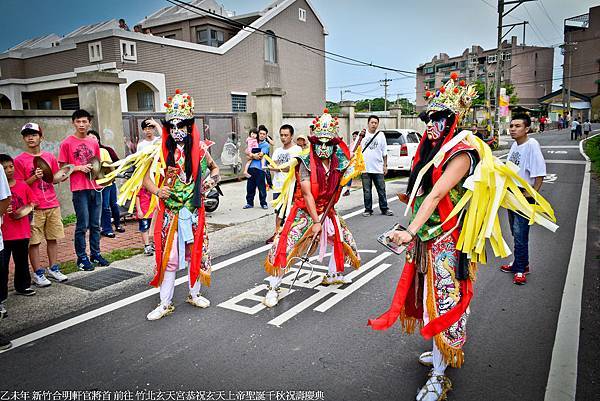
[340,146,365,187]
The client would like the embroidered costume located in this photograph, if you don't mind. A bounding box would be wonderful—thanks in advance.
[368,74,557,401]
[262,109,365,307]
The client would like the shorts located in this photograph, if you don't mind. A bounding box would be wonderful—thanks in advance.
[139,218,151,233]
[30,207,65,245]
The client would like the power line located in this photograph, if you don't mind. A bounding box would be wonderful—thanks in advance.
[538,1,563,38]
[165,0,416,75]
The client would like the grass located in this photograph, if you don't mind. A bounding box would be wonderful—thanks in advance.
[60,248,144,275]
[61,214,77,226]
[584,135,600,174]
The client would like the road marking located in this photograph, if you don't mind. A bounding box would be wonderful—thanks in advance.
[541,146,579,149]
[546,150,568,154]
[544,133,597,401]
[543,174,558,184]
[545,160,587,165]
[1,184,405,353]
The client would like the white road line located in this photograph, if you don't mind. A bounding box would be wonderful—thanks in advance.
[540,146,580,149]
[498,153,508,159]
[1,182,405,353]
[544,133,598,401]
[544,160,587,165]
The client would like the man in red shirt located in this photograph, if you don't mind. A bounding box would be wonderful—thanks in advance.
[58,110,109,271]
[14,123,68,286]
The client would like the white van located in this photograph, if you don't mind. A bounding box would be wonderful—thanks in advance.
[383,129,422,172]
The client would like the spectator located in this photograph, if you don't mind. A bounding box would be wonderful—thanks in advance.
[0,164,12,350]
[0,153,37,311]
[88,130,124,239]
[138,118,160,151]
[583,119,591,139]
[59,109,110,271]
[142,28,153,36]
[576,117,583,139]
[266,124,301,244]
[570,117,579,140]
[343,130,359,196]
[243,128,270,209]
[361,115,393,216]
[243,128,259,178]
[258,125,274,190]
[500,113,546,285]
[14,123,67,287]
[539,116,546,132]
[295,134,308,151]
[133,24,142,33]
[118,19,130,31]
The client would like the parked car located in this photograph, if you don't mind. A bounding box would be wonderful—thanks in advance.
[382,129,422,172]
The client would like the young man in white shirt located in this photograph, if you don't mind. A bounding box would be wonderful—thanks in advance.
[266,124,301,244]
[0,165,13,350]
[361,115,393,216]
[500,113,546,285]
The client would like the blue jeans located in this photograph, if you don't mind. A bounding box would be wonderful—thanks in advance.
[508,210,529,273]
[246,167,267,207]
[361,173,388,213]
[73,190,102,260]
[101,184,121,234]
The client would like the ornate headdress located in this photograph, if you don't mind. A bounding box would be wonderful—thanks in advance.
[423,72,477,122]
[310,108,340,141]
[164,89,194,122]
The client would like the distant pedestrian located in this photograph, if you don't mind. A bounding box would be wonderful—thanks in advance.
[570,117,579,140]
[243,128,259,178]
[500,113,546,285]
[118,19,130,31]
[142,27,153,35]
[243,128,270,209]
[14,122,67,287]
[258,125,274,190]
[0,164,13,350]
[0,154,37,307]
[361,115,393,216]
[133,24,142,33]
[59,109,110,271]
[539,116,545,132]
[266,124,301,244]
[583,119,591,138]
[295,134,308,151]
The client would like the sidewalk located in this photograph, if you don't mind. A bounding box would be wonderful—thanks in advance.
[1,175,407,336]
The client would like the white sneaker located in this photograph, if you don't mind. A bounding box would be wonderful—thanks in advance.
[416,373,452,401]
[32,270,52,287]
[418,351,433,367]
[146,303,175,320]
[334,273,352,284]
[263,287,279,308]
[321,274,336,286]
[186,294,210,308]
[47,265,68,282]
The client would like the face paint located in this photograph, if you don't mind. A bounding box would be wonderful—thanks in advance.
[315,143,333,159]
[169,119,188,141]
[426,115,447,141]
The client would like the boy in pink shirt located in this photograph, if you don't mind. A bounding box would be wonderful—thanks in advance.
[0,154,37,304]
[14,122,67,286]
[58,110,109,271]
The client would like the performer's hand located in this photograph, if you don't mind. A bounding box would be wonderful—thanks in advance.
[383,165,388,176]
[203,177,215,191]
[311,222,322,237]
[157,186,171,199]
[388,230,413,246]
[34,168,44,179]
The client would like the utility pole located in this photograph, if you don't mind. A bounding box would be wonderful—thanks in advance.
[493,0,536,137]
[380,73,392,112]
[561,35,577,120]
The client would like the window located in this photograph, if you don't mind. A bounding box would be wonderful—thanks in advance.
[88,41,103,62]
[502,52,511,61]
[264,30,277,64]
[163,34,176,39]
[424,66,434,74]
[59,95,79,110]
[298,8,307,22]
[120,40,137,63]
[137,91,154,111]
[231,93,247,112]
[383,131,406,146]
[196,28,224,47]
[487,54,497,63]
[37,100,53,110]
[407,132,421,143]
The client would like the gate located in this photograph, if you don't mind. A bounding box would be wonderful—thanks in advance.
[122,112,243,181]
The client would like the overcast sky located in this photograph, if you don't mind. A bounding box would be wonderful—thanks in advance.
[0,0,597,102]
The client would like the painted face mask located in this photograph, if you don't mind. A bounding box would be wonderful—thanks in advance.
[426,115,447,141]
[169,119,188,142]
[315,142,334,159]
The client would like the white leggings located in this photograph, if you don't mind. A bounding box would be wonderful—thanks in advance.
[432,341,448,375]
[267,247,339,288]
[159,271,201,305]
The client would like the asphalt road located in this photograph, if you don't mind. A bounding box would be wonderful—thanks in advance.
[0,130,594,401]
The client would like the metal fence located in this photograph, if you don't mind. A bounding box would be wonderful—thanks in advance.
[122,112,244,181]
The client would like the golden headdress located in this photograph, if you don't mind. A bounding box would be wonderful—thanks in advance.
[164,89,194,122]
[423,72,477,122]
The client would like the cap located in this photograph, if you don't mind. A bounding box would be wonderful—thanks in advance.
[295,133,308,142]
[21,122,42,135]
